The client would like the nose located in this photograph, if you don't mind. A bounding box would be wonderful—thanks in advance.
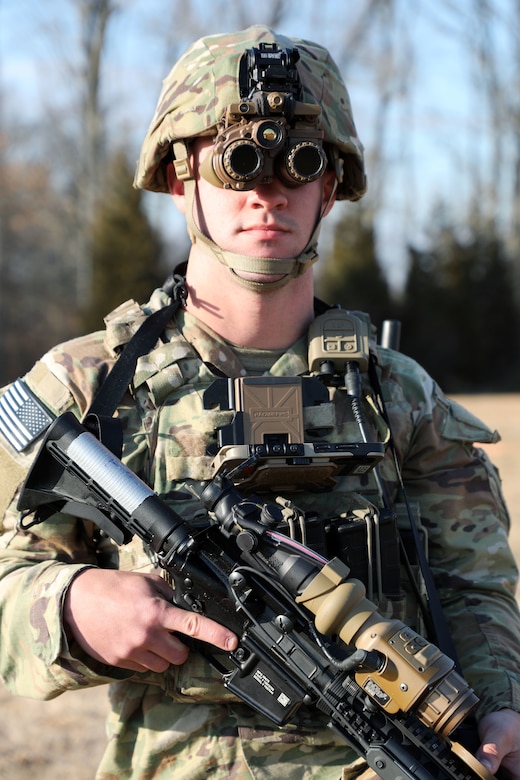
[248,178,289,209]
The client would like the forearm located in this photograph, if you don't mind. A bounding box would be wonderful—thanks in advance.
[441,584,520,716]
[0,496,134,699]
[400,408,520,715]
[0,551,134,698]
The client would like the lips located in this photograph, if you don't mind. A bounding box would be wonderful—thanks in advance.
[244,223,290,237]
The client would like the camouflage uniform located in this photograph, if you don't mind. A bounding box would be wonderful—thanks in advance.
[1,23,520,780]
[0,289,519,779]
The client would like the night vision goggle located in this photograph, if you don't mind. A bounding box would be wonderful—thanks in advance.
[199,43,328,191]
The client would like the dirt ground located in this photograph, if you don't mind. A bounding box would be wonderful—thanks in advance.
[0,394,519,779]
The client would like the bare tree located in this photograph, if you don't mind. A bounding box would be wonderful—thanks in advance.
[3,0,520,316]
[75,0,118,306]
[459,0,520,303]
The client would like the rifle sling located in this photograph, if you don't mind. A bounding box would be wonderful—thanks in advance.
[368,356,464,671]
[90,302,179,417]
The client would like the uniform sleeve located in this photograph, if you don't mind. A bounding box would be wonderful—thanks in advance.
[0,342,132,700]
[0,498,131,699]
[383,355,520,717]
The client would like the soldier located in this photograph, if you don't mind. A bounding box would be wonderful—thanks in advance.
[1,25,520,780]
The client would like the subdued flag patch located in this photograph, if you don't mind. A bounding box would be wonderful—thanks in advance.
[0,379,54,452]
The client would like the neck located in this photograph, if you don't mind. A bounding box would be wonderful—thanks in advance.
[184,246,315,349]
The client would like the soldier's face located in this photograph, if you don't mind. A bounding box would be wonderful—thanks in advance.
[173,137,336,262]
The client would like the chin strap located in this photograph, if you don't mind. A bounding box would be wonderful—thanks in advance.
[173,140,324,292]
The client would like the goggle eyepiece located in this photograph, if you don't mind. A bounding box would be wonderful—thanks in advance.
[223,140,263,182]
[282,142,327,185]
[200,118,327,191]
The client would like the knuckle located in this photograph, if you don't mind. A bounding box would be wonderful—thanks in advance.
[148,656,171,674]
[180,611,203,637]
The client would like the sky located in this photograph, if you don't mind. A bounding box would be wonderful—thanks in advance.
[0,0,515,291]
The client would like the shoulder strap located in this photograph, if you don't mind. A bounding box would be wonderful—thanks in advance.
[368,355,463,671]
[86,277,187,419]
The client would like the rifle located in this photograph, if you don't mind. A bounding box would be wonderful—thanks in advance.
[18,411,497,780]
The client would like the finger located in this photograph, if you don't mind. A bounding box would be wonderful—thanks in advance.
[476,728,512,775]
[476,749,499,776]
[134,644,187,674]
[146,573,238,652]
[142,629,191,668]
[163,606,238,652]
[111,656,160,674]
[477,712,517,775]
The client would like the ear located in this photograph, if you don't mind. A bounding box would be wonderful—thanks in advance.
[166,163,187,213]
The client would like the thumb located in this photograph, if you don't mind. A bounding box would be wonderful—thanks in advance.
[476,749,499,777]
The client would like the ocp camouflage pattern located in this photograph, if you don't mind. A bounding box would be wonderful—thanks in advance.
[133,26,366,201]
[0,289,519,779]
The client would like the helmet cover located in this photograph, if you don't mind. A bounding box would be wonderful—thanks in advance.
[134,25,366,200]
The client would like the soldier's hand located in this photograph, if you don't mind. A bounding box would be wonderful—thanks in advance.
[63,568,238,673]
[477,709,520,779]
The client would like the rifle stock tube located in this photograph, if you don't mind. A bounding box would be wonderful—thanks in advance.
[49,416,193,558]
[296,557,478,735]
[67,433,153,512]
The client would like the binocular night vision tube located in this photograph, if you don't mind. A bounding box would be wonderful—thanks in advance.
[200,117,327,190]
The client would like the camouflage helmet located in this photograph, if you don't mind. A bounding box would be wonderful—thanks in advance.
[134,25,366,201]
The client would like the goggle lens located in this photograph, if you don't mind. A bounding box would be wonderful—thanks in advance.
[201,118,327,190]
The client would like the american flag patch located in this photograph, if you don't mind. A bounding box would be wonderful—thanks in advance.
[0,379,54,452]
